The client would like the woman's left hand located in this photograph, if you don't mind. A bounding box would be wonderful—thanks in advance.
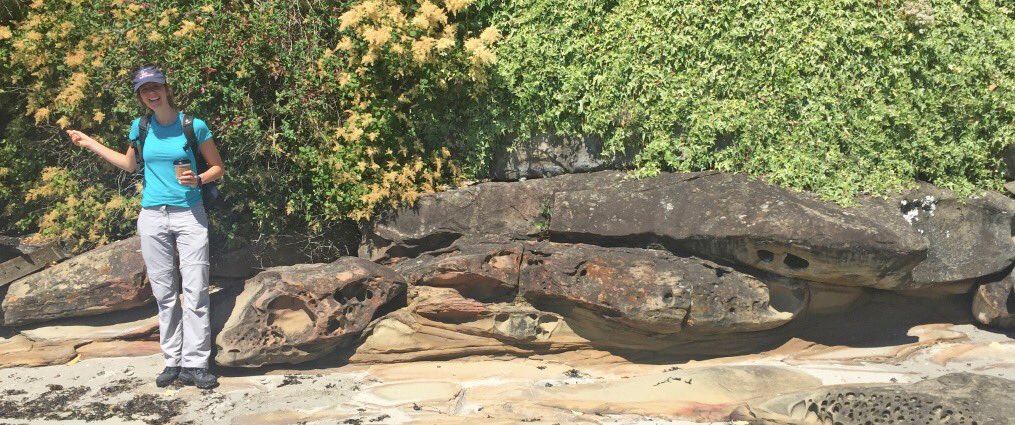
[178,170,200,187]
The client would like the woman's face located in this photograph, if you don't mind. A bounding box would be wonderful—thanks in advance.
[137,82,169,111]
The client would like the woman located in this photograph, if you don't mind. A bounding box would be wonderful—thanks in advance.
[66,65,224,389]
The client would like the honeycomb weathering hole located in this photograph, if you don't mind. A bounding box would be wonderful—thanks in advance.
[1006,288,1014,314]
[335,282,369,304]
[266,296,315,339]
[783,253,809,270]
[757,250,775,263]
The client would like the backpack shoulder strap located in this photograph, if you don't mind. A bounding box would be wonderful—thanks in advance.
[181,114,205,171]
[133,115,151,172]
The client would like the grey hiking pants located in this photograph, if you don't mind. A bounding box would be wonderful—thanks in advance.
[137,205,211,368]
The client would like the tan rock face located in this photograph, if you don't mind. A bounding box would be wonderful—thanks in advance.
[2,237,148,327]
[354,240,807,363]
[0,334,78,369]
[519,242,805,334]
[395,241,522,302]
[215,257,406,367]
[735,373,1015,425]
[361,171,938,289]
[401,241,805,335]
[973,276,1014,328]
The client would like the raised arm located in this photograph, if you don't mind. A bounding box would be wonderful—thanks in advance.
[66,129,137,173]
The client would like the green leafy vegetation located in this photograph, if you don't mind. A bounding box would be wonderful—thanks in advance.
[0,0,501,251]
[494,0,1015,201]
[1,0,1013,251]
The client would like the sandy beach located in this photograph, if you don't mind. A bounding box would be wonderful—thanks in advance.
[1,322,1011,424]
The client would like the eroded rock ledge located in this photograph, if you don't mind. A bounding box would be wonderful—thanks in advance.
[2,170,1014,370]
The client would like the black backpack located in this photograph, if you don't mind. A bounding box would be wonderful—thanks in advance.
[132,113,221,207]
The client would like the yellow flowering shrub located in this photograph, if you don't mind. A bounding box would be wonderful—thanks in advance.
[0,0,502,251]
[21,167,141,251]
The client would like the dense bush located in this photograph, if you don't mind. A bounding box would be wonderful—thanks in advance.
[1,0,1013,251]
[0,0,501,251]
[494,0,1015,200]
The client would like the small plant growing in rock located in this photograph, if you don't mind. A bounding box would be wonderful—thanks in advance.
[534,198,552,238]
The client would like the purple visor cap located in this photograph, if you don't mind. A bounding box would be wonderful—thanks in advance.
[132,67,167,93]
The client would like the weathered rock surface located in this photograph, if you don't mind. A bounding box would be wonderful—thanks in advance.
[351,307,588,363]
[490,134,633,181]
[733,373,1015,425]
[0,334,79,368]
[360,173,626,262]
[2,237,148,327]
[18,307,158,343]
[892,183,1015,287]
[409,286,492,323]
[362,171,935,289]
[394,241,522,303]
[74,340,162,360]
[354,240,806,362]
[973,275,1014,328]
[402,240,805,335]
[519,242,805,334]
[0,235,20,263]
[548,172,931,289]
[215,257,406,367]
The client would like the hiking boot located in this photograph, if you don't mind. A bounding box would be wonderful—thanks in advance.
[179,367,219,389]
[155,366,181,388]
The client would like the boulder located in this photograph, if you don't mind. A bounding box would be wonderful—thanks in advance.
[410,286,492,323]
[353,240,807,363]
[360,172,626,262]
[361,171,931,289]
[733,373,1015,424]
[972,275,1014,328]
[548,172,929,289]
[518,242,806,334]
[215,257,406,367]
[2,237,148,327]
[0,235,20,263]
[890,183,1015,287]
[394,240,523,302]
[490,134,633,181]
[399,240,805,335]
[0,334,79,369]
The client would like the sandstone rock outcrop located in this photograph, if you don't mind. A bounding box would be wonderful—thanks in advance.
[362,171,936,289]
[353,240,806,363]
[0,236,21,263]
[0,334,78,368]
[394,240,522,303]
[215,257,406,367]
[973,275,1014,328]
[2,237,148,327]
[401,240,805,334]
[733,373,1015,424]
[360,173,626,262]
[546,172,930,289]
[891,183,1015,288]
[518,242,804,334]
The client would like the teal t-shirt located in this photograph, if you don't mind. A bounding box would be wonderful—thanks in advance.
[128,112,213,208]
